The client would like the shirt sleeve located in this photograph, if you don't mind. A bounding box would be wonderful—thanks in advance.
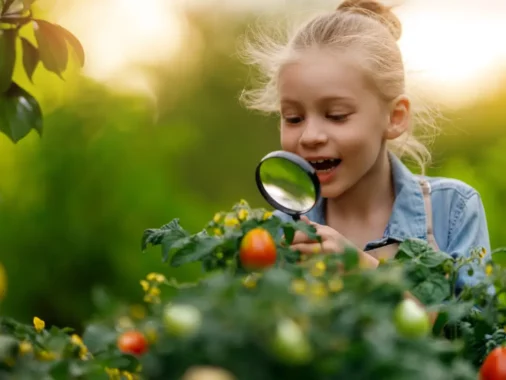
[445,192,492,294]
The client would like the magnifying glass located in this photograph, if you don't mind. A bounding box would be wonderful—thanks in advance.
[255,151,321,221]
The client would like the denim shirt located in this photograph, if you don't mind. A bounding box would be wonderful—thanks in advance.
[273,152,491,292]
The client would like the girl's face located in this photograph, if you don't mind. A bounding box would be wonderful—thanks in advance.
[277,49,405,199]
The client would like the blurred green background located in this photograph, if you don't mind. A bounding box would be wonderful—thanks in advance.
[0,3,505,332]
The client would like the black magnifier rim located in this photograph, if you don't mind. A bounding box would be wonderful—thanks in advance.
[255,150,321,217]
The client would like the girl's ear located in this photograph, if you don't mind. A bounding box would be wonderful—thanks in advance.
[384,95,410,140]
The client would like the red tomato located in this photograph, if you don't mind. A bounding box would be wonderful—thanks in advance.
[480,346,506,380]
[239,228,277,271]
[117,330,148,356]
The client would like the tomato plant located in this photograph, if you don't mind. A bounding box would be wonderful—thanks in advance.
[239,228,277,271]
[479,346,506,380]
[117,330,148,356]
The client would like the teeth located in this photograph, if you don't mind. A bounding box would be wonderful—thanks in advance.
[317,168,334,172]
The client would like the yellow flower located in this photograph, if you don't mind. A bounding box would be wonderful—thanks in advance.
[19,341,32,355]
[238,209,248,221]
[105,367,121,380]
[213,228,223,236]
[149,287,161,297]
[71,334,89,359]
[71,334,83,346]
[213,213,222,223]
[239,199,248,206]
[147,273,166,283]
[310,261,326,277]
[140,280,149,292]
[310,282,328,299]
[479,247,487,258]
[486,264,493,276]
[291,279,307,295]
[37,350,56,361]
[33,317,45,332]
[224,216,239,227]
[122,371,135,380]
[311,245,321,254]
[328,277,344,293]
[262,211,273,220]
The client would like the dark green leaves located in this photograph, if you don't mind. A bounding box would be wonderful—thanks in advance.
[0,81,42,142]
[282,220,320,245]
[0,29,16,93]
[21,37,39,82]
[170,233,223,267]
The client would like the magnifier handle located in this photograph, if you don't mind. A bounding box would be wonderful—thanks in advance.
[292,214,301,221]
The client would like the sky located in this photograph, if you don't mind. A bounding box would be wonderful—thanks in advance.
[46,0,506,108]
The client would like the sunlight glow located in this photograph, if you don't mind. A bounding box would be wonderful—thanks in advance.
[60,0,185,86]
[396,3,506,107]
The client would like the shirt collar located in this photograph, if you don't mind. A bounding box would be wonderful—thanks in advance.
[305,152,427,244]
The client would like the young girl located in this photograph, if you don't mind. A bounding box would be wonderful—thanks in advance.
[240,0,490,295]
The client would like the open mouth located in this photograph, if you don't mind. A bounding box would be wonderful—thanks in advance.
[308,158,342,172]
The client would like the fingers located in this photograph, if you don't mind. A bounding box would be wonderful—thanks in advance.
[290,242,325,255]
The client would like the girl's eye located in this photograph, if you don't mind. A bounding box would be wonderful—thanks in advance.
[327,114,349,122]
[284,116,303,124]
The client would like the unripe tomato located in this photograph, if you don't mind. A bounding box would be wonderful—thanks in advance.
[163,304,202,337]
[480,346,506,380]
[239,228,277,271]
[117,330,148,356]
[393,299,430,339]
[271,318,312,365]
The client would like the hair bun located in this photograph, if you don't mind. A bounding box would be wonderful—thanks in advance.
[337,0,402,41]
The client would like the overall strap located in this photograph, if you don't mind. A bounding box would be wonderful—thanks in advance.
[418,179,440,251]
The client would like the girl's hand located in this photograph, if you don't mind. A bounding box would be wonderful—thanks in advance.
[290,216,348,255]
[290,216,379,269]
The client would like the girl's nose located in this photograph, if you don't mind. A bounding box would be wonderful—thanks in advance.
[299,118,328,148]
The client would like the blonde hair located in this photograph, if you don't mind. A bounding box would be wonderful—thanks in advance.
[239,0,440,174]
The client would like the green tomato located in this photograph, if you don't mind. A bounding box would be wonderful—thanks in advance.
[442,259,454,274]
[163,304,202,337]
[393,298,431,338]
[271,318,312,365]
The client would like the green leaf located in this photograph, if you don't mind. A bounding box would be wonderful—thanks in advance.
[397,238,437,259]
[411,273,451,305]
[277,245,300,264]
[419,250,453,268]
[0,82,42,142]
[21,37,39,82]
[33,19,68,77]
[141,218,189,252]
[342,245,360,271]
[170,234,223,267]
[82,324,117,354]
[282,220,320,245]
[0,29,16,93]
[54,24,85,67]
